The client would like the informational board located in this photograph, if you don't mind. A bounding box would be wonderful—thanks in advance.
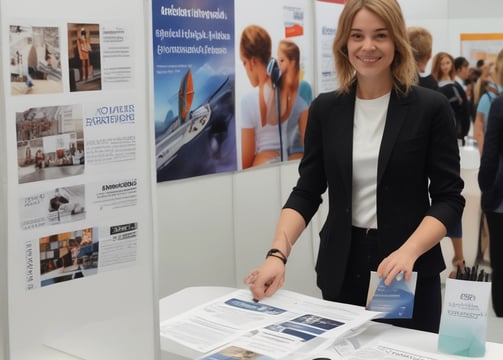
[0,0,159,359]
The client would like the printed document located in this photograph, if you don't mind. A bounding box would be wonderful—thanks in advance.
[160,288,382,357]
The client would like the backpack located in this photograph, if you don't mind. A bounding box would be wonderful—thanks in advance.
[438,82,470,139]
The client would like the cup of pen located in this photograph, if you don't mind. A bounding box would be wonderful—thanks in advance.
[438,265,491,357]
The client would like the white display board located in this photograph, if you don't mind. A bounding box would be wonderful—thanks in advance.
[0,0,159,359]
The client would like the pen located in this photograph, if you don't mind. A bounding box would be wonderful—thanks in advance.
[454,264,491,282]
[477,269,484,282]
[464,266,470,281]
[456,265,463,280]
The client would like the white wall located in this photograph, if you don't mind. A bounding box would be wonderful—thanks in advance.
[157,0,503,301]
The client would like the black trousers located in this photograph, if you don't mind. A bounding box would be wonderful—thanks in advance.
[486,211,503,316]
[334,226,442,333]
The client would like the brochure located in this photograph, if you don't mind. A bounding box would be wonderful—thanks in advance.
[366,271,417,319]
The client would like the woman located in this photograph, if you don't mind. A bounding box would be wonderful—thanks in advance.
[240,25,283,169]
[276,39,310,160]
[431,52,456,87]
[478,93,503,317]
[244,0,464,333]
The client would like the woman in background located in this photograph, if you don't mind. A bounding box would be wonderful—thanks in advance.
[431,51,456,87]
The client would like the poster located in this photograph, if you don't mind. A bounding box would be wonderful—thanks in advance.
[460,33,503,67]
[314,0,345,93]
[5,20,144,290]
[152,0,319,181]
[233,0,315,173]
[152,0,237,182]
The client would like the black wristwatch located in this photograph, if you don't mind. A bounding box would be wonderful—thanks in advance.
[266,248,287,264]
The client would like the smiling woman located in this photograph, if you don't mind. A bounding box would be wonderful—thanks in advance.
[244,0,464,334]
[332,0,417,96]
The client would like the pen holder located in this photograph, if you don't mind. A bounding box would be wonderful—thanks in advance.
[438,278,491,357]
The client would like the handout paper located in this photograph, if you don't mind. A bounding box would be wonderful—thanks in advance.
[160,288,382,357]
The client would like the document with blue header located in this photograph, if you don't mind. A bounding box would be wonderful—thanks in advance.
[366,271,418,319]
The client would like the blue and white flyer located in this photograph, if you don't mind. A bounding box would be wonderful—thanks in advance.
[366,271,417,319]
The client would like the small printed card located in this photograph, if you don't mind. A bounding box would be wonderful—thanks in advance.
[438,278,491,357]
[365,271,417,319]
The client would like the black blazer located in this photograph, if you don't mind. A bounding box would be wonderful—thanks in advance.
[479,93,503,212]
[284,84,465,300]
[438,82,471,140]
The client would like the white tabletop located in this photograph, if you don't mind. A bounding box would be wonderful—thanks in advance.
[159,286,503,360]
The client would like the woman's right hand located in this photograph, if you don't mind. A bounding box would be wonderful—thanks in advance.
[243,256,286,301]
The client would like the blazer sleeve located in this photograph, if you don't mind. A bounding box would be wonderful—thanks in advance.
[419,87,465,228]
[283,92,333,224]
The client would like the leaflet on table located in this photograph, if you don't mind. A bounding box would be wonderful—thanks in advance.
[160,288,382,355]
[199,320,385,360]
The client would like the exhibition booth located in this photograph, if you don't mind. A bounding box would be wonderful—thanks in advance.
[1,0,502,359]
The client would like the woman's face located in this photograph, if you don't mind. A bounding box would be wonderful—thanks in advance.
[346,8,394,82]
[440,56,453,76]
[241,54,258,87]
[277,49,291,74]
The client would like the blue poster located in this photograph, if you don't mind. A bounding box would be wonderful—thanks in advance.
[152,0,236,182]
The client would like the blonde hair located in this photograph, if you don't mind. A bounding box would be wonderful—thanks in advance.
[407,26,432,64]
[494,49,503,86]
[332,0,416,94]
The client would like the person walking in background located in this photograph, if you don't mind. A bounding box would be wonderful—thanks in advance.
[431,52,469,142]
[406,27,438,90]
[453,56,472,140]
[245,0,464,333]
[478,92,503,317]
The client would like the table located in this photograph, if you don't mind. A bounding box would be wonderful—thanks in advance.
[159,286,503,360]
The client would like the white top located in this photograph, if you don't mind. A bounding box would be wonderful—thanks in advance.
[352,92,390,228]
[455,76,466,91]
[438,79,454,88]
[241,86,287,157]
